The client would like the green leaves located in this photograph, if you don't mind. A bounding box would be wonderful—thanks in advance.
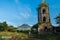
[55,14,60,26]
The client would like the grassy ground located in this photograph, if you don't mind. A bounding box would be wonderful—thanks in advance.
[0,31,28,40]
[0,31,60,40]
[31,33,60,40]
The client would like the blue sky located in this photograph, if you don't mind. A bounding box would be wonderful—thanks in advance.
[0,0,60,27]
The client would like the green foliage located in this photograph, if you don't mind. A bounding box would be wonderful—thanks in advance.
[0,21,28,40]
[0,32,28,40]
[31,24,38,34]
[8,28,16,32]
[38,21,42,24]
[8,26,17,32]
[31,33,60,40]
[0,23,5,31]
[55,14,60,26]
[18,33,28,40]
[0,21,16,32]
[18,30,29,34]
[3,21,8,31]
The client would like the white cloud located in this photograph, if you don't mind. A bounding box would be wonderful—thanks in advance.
[14,1,32,19]
[19,6,32,18]
[20,12,30,18]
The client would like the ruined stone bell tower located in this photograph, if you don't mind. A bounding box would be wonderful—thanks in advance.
[38,0,52,33]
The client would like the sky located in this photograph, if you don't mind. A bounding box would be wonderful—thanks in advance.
[0,0,60,27]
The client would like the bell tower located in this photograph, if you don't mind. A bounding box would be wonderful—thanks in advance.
[38,0,52,33]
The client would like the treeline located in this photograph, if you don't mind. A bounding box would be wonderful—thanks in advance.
[0,21,17,32]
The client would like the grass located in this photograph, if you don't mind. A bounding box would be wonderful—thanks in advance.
[31,33,60,40]
[39,34,57,40]
[0,31,28,40]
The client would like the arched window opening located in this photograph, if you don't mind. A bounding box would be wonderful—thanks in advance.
[43,17,46,22]
[43,9,46,14]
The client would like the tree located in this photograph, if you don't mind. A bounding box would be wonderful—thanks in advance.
[0,23,4,31]
[31,24,38,34]
[2,21,8,31]
[55,14,60,26]
[8,25,16,32]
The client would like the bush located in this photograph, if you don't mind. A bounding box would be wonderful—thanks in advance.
[8,29,16,32]
[18,30,29,34]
